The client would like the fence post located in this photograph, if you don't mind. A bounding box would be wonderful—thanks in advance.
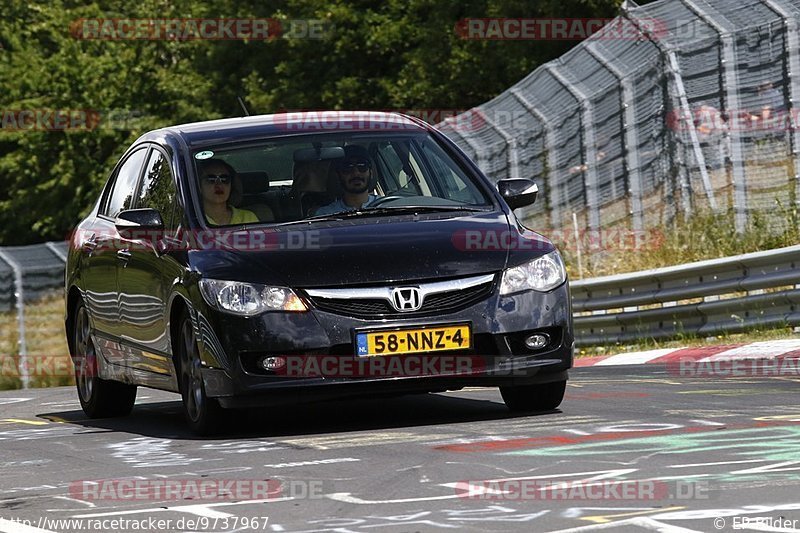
[621,4,721,219]
[510,88,562,229]
[0,250,28,389]
[481,110,520,180]
[545,64,601,231]
[585,42,644,231]
[681,0,746,231]
[761,0,800,208]
[45,241,68,263]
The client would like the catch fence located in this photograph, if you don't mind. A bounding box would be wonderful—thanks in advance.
[438,0,800,236]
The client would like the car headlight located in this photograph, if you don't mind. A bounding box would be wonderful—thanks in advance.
[199,279,307,315]
[500,251,566,294]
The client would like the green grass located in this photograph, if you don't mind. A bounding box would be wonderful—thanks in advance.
[561,203,800,279]
[565,202,800,356]
[0,295,71,391]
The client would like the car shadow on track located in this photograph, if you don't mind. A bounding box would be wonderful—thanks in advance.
[39,390,564,440]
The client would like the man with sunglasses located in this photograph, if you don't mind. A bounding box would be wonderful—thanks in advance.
[198,159,259,225]
[314,145,379,216]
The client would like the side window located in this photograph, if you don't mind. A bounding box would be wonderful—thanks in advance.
[417,140,484,204]
[137,150,177,231]
[105,149,147,218]
[376,141,426,195]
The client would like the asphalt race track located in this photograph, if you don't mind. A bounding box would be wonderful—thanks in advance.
[2,365,800,532]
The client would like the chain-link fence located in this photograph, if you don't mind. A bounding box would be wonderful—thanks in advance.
[438,0,800,235]
[0,241,68,389]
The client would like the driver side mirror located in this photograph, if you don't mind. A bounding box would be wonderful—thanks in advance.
[496,178,538,210]
[115,208,164,239]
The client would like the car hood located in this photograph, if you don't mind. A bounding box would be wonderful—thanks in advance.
[190,211,551,287]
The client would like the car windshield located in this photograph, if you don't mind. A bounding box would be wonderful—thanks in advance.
[192,132,492,226]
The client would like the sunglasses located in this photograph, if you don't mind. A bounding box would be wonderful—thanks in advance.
[339,161,370,173]
[203,173,232,185]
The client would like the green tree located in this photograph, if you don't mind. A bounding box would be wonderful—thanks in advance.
[0,0,621,244]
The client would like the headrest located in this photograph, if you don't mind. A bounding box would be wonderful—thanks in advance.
[237,171,269,194]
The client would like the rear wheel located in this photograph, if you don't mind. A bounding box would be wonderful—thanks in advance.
[500,380,566,412]
[72,301,136,418]
[178,311,225,435]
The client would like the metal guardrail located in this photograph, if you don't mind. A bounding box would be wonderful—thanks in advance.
[571,244,800,346]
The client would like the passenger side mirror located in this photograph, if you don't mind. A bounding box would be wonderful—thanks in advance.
[115,208,164,239]
[496,178,538,210]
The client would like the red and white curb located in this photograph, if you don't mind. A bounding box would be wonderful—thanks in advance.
[574,338,800,367]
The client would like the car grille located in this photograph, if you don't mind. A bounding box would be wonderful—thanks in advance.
[306,278,495,319]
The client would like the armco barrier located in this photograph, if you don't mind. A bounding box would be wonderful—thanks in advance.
[571,244,800,345]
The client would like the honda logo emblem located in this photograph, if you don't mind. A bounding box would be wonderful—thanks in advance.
[390,287,423,312]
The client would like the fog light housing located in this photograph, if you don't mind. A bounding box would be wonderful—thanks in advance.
[260,356,286,371]
[524,334,549,350]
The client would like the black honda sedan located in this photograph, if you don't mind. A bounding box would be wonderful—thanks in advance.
[65,111,573,434]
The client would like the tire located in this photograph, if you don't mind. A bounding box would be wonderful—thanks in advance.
[72,301,137,418]
[177,311,225,435]
[500,380,566,412]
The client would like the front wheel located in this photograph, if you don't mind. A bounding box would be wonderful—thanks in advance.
[72,301,136,418]
[500,380,566,412]
[177,311,225,435]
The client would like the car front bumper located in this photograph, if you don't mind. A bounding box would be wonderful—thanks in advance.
[195,281,574,407]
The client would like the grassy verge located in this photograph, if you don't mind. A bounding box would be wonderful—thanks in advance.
[564,205,800,356]
[0,295,71,391]
[561,204,800,279]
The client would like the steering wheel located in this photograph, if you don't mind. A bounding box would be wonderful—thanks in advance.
[369,195,406,208]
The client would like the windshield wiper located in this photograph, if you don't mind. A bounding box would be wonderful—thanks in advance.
[274,205,487,225]
[305,205,487,221]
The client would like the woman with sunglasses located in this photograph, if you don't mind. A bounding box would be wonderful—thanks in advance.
[197,159,259,225]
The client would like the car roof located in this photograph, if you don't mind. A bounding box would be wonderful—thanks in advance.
[140,111,431,148]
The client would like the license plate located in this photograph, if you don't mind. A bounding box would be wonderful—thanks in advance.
[356,324,471,357]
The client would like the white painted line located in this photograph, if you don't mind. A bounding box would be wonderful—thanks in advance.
[702,339,800,361]
[326,491,461,504]
[73,497,294,519]
[0,518,57,533]
[667,459,767,468]
[0,398,33,406]
[594,349,677,366]
[545,516,703,532]
[327,469,638,505]
[264,457,360,468]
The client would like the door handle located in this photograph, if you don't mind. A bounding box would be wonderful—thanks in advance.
[82,234,98,255]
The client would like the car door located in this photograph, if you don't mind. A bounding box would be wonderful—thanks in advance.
[82,148,148,350]
[116,146,181,377]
